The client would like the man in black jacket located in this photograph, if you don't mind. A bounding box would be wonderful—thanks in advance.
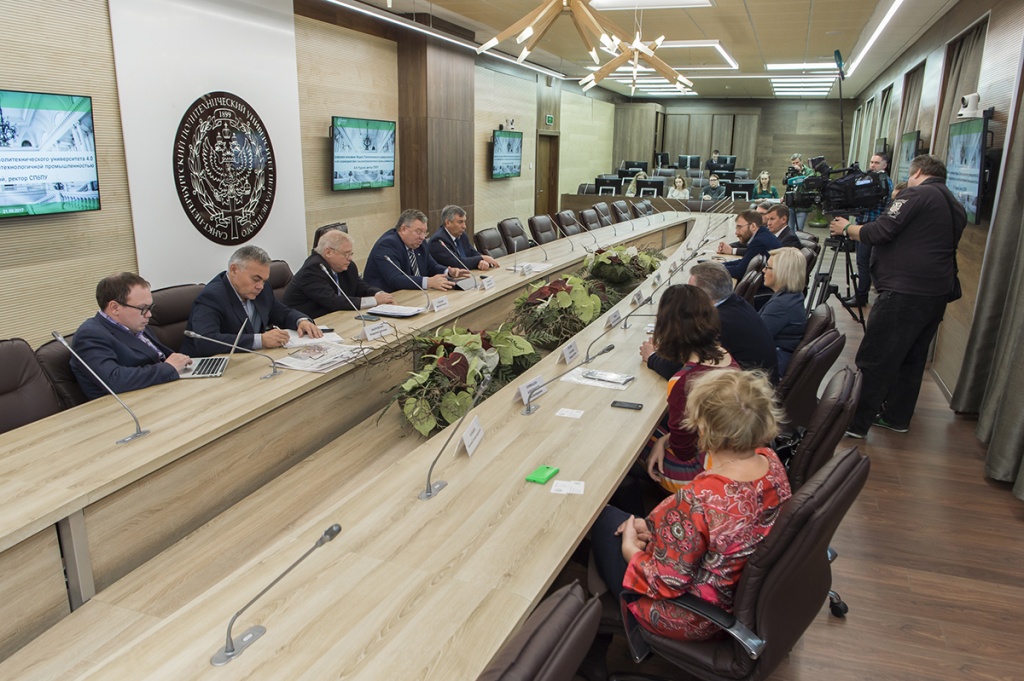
[830,154,966,437]
[428,204,500,271]
[640,261,779,382]
[284,230,394,318]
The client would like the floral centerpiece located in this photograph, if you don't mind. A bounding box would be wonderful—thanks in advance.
[389,325,538,437]
[507,275,609,350]
[584,244,665,290]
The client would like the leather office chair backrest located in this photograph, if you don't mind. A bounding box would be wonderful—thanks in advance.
[795,303,835,355]
[800,246,818,287]
[686,168,702,179]
[149,283,205,353]
[690,177,709,190]
[35,335,87,410]
[787,367,862,491]
[528,214,559,245]
[577,183,597,195]
[476,582,601,681]
[579,209,602,232]
[630,200,648,219]
[654,168,676,178]
[779,329,846,430]
[610,200,632,224]
[734,169,750,179]
[312,222,347,250]
[0,338,63,434]
[268,260,293,302]
[626,447,870,681]
[555,210,582,236]
[475,227,509,259]
[744,253,767,278]
[734,270,764,306]
[591,202,613,228]
[638,199,654,216]
[498,217,532,254]
[795,229,818,243]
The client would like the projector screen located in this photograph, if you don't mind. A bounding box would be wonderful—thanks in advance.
[0,88,100,219]
[331,116,396,191]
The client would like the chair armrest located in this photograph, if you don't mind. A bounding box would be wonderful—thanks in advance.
[668,594,766,660]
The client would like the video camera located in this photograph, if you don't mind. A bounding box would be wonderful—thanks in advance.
[783,156,890,215]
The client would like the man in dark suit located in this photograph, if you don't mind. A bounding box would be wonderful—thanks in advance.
[720,203,801,255]
[640,261,779,383]
[428,204,500,271]
[721,210,783,280]
[284,230,394,318]
[72,272,192,399]
[363,209,470,292]
[181,245,322,357]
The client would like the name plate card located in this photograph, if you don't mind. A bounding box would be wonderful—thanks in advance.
[560,340,580,364]
[670,260,680,273]
[520,263,533,276]
[518,376,547,403]
[431,296,450,313]
[480,275,496,291]
[653,272,663,286]
[461,415,484,456]
[358,321,390,341]
[631,290,644,306]
[605,309,622,328]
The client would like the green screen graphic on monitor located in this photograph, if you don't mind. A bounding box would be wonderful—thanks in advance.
[332,117,396,191]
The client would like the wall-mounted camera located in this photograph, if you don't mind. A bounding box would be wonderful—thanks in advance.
[958,93,981,119]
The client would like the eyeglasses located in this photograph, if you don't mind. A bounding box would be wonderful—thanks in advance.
[330,248,355,258]
[763,265,774,271]
[122,302,156,315]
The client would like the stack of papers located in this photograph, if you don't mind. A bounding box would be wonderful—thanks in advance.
[275,343,371,373]
[366,304,427,318]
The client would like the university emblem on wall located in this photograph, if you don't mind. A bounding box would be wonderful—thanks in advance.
[172,91,276,245]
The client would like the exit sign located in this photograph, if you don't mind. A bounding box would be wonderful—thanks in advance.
[545,114,554,125]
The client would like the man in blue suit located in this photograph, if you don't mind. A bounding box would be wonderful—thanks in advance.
[721,210,782,280]
[363,209,470,292]
[72,272,193,399]
[181,245,322,357]
[428,204,500,271]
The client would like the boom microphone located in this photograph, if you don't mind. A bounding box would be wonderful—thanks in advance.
[438,240,479,291]
[383,255,433,310]
[319,264,378,329]
[521,343,615,415]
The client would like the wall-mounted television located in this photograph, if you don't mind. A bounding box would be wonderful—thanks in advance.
[331,116,395,191]
[896,130,920,184]
[945,118,986,225]
[491,129,522,179]
[873,137,889,156]
[0,88,100,219]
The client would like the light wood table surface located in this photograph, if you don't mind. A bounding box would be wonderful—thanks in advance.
[0,214,733,680]
[0,212,696,661]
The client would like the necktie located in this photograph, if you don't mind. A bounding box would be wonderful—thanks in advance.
[456,236,466,258]
[137,332,165,360]
[407,248,420,276]
[243,299,258,331]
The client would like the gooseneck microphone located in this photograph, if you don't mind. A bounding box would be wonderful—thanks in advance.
[183,330,282,379]
[506,239,519,272]
[383,255,432,310]
[522,343,615,415]
[630,201,653,228]
[211,523,342,666]
[319,263,379,322]
[551,219,576,252]
[438,240,479,291]
[419,370,495,500]
[52,331,150,444]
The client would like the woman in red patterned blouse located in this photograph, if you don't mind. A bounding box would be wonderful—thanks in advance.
[591,370,792,641]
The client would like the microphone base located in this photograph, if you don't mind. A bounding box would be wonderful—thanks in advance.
[211,625,266,666]
[418,480,448,500]
[454,278,476,291]
[116,429,150,445]
[521,402,541,416]
[355,314,380,321]
[260,368,283,380]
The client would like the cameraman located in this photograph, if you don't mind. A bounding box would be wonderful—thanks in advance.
[842,153,893,306]
[786,154,814,230]
[829,155,966,438]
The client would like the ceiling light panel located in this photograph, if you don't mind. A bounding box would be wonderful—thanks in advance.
[588,0,714,8]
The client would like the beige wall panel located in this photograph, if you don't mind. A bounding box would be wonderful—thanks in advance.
[0,0,137,347]
[663,114,690,159]
[295,16,401,270]
[557,92,615,196]
[612,104,660,170]
[710,114,734,155]
[732,114,759,171]
[474,67,537,230]
[0,528,70,661]
[687,114,714,162]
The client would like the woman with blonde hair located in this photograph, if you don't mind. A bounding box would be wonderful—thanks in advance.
[668,175,689,200]
[625,170,648,197]
[760,246,808,376]
[591,369,792,641]
[753,170,779,199]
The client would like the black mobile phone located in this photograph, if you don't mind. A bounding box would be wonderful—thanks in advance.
[611,400,643,410]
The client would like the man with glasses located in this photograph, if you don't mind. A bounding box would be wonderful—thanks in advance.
[181,245,322,357]
[363,208,470,292]
[71,272,192,399]
[284,229,394,318]
[721,210,782,280]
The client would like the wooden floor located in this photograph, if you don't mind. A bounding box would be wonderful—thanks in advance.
[604,284,1024,680]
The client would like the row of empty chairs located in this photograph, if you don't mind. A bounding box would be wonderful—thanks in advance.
[0,260,295,436]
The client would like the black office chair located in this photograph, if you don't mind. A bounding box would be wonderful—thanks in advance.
[579,209,602,232]
[555,210,583,236]
[529,214,559,245]
[149,283,205,353]
[591,202,613,228]
[475,227,509,258]
[268,260,293,302]
[35,334,88,410]
[498,217,533,254]
[778,329,846,431]
[0,338,64,434]
[312,222,347,249]
[610,201,632,224]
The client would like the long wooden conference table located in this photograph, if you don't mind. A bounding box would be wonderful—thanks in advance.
[0,212,735,677]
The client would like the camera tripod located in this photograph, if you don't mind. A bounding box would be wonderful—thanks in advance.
[806,234,866,329]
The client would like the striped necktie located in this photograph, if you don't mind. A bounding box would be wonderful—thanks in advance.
[407,248,420,276]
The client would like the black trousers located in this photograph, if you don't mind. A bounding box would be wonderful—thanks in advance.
[854,242,872,297]
[852,290,948,432]
[590,505,633,600]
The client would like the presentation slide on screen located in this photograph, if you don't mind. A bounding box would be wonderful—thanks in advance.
[0,91,100,218]
[492,132,522,179]
[896,133,917,184]
[946,119,984,223]
[332,118,395,190]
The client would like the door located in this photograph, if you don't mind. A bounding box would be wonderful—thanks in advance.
[535,134,560,216]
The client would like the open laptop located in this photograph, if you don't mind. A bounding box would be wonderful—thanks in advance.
[179,322,246,379]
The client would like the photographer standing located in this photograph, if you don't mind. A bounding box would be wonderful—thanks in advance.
[829,155,966,438]
[842,153,893,306]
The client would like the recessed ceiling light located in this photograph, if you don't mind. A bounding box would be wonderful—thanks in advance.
[765,63,837,71]
[588,0,714,9]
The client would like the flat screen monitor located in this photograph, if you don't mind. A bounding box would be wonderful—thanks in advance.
[332,116,396,191]
[595,178,620,196]
[713,170,736,182]
[617,168,637,179]
[622,160,648,173]
[0,88,100,219]
[896,130,920,184]
[873,137,889,156]
[655,152,670,168]
[945,118,986,225]
[718,155,737,172]
[678,154,700,170]
[635,178,665,197]
[492,129,523,179]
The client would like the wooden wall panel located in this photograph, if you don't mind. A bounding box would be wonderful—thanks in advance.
[557,92,615,196]
[732,114,760,172]
[687,114,714,164]
[474,67,537,229]
[612,103,661,169]
[427,118,474,227]
[537,77,561,134]
[295,15,401,268]
[710,114,735,155]
[0,0,137,348]
[0,528,70,661]
[663,114,690,160]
